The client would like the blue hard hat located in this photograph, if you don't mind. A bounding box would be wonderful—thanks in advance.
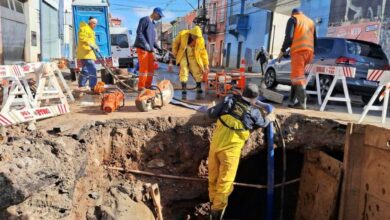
[153,7,164,17]
[292,8,301,14]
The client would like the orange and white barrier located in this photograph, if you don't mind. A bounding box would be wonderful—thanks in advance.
[0,62,72,126]
[358,69,390,124]
[305,64,356,114]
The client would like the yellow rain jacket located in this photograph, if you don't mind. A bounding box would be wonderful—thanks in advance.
[76,22,97,60]
[172,26,209,70]
[207,95,269,211]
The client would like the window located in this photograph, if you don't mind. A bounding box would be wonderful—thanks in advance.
[346,40,387,60]
[210,3,217,24]
[0,0,9,8]
[230,0,234,16]
[9,0,14,10]
[31,31,37,46]
[219,0,225,22]
[315,39,334,54]
[111,34,129,48]
[14,0,23,13]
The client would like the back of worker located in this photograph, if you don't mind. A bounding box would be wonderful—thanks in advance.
[207,84,272,219]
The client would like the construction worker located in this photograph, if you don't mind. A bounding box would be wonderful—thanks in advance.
[207,84,275,219]
[76,17,99,91]
[134,7,164,92]
[278,8,316,110]
[172,26,209,94]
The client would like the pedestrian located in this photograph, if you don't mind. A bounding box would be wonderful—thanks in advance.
[256,46,269,75]
[134,7,164,92]
[76,17,99,91]
[207,84,275,219]
[172,26,209,94]
[278,8,316,110]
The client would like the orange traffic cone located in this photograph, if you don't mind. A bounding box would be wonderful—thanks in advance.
[238,58,246,90]
[167,59,173,73]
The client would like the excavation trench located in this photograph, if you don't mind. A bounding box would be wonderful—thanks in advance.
[0,115,346,220]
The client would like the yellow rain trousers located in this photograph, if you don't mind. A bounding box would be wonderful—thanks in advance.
[179,46,203,83]
[208,114,250,211]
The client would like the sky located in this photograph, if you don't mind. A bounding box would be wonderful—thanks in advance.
[109,0,199,34]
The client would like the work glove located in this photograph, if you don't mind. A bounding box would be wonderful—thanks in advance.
[277,51,284,63]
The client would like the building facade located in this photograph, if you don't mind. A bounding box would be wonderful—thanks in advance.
[206,0,226,67]
[224,0,272,72]
[24,0,72,62]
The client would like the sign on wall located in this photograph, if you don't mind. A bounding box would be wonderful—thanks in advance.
[328,0,390,58]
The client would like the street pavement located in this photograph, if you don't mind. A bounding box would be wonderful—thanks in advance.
[155,62,390,128]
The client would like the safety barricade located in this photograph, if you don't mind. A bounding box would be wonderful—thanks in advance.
[0,65,37,113]
[358,69,390,124]
[33,63,69,108]
[305,64,356,114]
[24,62,75,102]
[0,62,71,126]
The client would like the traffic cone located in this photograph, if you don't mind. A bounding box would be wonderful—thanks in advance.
[168,59,173,73]
[238,58,246,90]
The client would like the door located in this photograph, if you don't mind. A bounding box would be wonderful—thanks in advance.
[73,6,110,57]
[226,43,231,67]
[209,43,215,67]
[41,1,60,61]
[219,40,223,67]
[111,33,130,58]
[237,41,243,69]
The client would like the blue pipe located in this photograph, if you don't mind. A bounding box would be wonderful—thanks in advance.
[266,121,274,220]
[255,99,274,220]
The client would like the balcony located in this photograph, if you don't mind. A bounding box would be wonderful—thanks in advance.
[228,14,249,38]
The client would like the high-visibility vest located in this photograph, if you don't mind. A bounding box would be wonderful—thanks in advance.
[291,13,315,54]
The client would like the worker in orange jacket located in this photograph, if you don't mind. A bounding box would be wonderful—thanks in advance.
[278,8,316,110]
[134,8,164,92]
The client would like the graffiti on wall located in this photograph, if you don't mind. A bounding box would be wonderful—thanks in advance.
[328,0,390,58]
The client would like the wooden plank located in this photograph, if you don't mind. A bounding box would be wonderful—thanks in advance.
[339,123,390,220]
[295,150,342,220]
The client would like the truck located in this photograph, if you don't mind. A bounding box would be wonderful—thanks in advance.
[70,0,118,83]
[110,26,136,68]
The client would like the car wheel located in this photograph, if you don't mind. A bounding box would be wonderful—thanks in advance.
[318,75,333,98]
[264,69,277,89]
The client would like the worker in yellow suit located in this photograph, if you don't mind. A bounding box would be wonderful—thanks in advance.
[76,17,99,91]
[207,84,275,219]
[172,26,209,94]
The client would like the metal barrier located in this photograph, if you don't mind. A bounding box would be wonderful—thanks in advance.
[0,62,72,126]
[305,64,356,114]
[358,69,390,124]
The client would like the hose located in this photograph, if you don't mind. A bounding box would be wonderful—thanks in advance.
[91,47,135,91]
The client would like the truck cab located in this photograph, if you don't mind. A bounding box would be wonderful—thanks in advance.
[110,26,135,68]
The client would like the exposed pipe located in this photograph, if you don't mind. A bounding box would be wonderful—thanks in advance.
[266,120,274,220]
[106,166,300,190]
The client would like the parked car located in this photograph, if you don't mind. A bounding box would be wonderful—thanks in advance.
[264,37,390,104]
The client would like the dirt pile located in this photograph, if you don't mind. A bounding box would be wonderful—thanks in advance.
[0,115,346,219]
